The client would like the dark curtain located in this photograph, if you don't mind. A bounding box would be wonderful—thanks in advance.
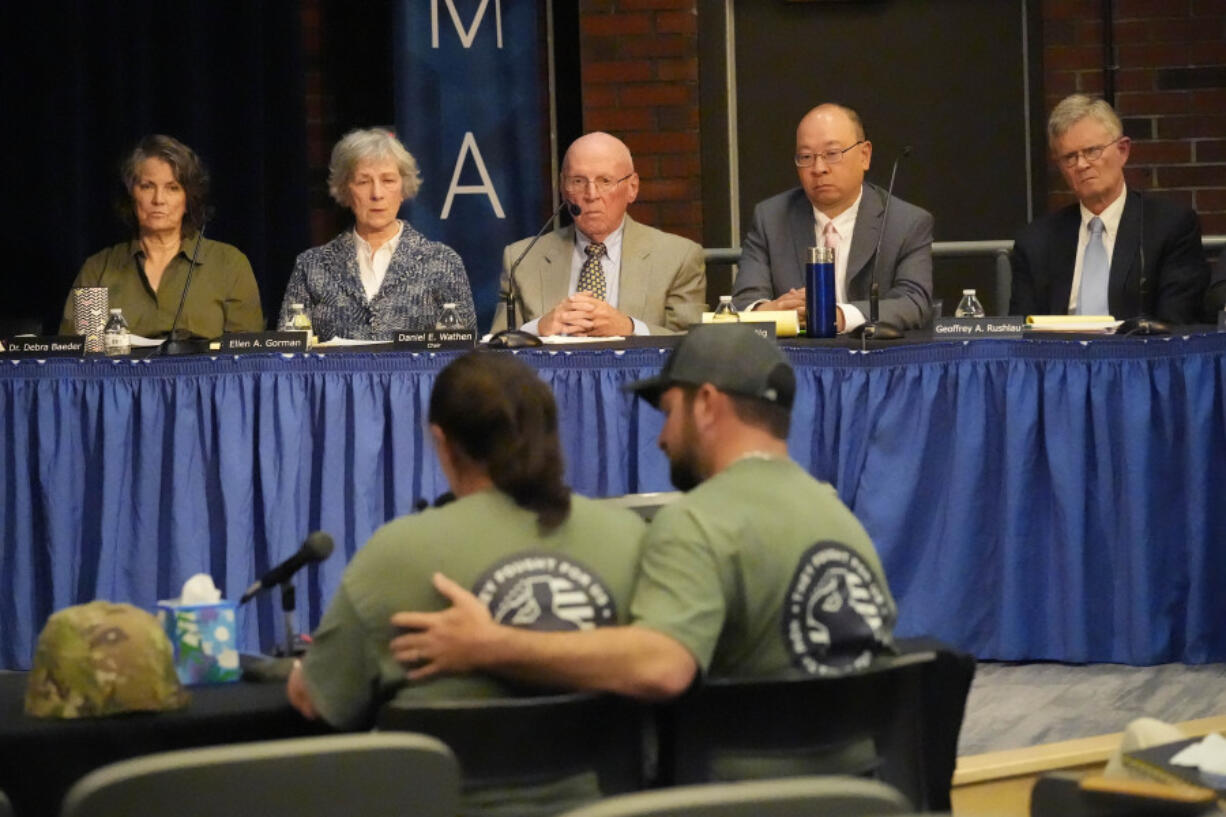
[1,0,309,332]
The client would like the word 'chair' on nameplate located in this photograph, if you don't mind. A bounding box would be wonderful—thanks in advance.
[556,776,913,817]
[658,650,960,811]
[377,691,647,794]
[59,732,459,817]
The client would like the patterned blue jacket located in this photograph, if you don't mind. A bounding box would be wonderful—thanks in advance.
[278,221,476,340]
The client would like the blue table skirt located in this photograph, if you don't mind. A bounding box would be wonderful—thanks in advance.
[3,335,1225,668]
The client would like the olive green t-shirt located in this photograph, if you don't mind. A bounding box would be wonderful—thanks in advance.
[301,491,646,730]
[631,456,897,679]
[60,234,264,338]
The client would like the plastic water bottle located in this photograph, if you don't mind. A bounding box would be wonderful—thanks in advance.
[954,289,985,318]
[286,303,316,346]
[103,308,130,356]
[435,302,462,331]
[711,295,740,322]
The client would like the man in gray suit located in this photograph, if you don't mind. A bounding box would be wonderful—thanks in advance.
[490,132,706,337]
[732,104,933,333]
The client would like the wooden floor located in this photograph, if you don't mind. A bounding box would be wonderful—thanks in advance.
[950,714,1226,816]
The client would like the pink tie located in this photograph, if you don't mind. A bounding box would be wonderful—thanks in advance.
[823,220,839,250]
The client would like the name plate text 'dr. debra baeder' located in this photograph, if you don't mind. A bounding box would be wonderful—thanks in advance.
[219,332,309,354]
[3,335,87,358]
[393,329,477,351]
[933,317,1026,339]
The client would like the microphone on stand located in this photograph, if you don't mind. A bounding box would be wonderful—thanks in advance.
[240,531,335,605]
[1116,195,1171,336]
[160,222,210,356]
[853,146,912,342]
[488,201,582,349]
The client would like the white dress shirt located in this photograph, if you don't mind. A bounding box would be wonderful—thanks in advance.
[522,218,648,336]
[354,221,405,302]
[813,190,866,332]
[1067,186,1127,314]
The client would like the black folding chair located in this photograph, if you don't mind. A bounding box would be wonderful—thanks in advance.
[657,645,973,812]
[377,691,647,795]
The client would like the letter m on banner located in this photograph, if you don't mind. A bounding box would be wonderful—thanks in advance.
[432,0,502,48]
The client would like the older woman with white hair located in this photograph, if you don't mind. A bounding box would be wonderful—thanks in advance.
[278,128,475,340]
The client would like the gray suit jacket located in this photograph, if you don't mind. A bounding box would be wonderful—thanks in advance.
[731,184,933,330]
[490,215,707,335]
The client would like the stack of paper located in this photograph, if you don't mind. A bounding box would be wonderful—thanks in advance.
[1025,315,1122,333]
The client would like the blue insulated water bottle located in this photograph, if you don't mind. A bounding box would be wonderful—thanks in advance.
[805,246,837,338]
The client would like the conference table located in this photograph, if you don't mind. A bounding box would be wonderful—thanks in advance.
[3,331,1225,671]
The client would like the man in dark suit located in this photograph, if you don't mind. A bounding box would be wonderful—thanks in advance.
[1010,94,1208,324]
[490,132,706,337]
[1206,252,1226,320]
[732,103,933,332]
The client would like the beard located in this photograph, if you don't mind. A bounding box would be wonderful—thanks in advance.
[669,455,702,492]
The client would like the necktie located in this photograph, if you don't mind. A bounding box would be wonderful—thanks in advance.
[1078,217,1109,316]
[823,220,839,251]
[578,242,607,301]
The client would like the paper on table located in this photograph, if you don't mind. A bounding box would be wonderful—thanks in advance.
[540,334,625,344]
[128,334,165,347]
[702,310,800,337]
[1170,732,1226,787]
[315,337,394,347]
[1025,314,1122,333]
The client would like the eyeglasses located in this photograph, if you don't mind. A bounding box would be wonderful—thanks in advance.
[1056,137,1123,168]
[562,172,635,194]
[794,141,866,168]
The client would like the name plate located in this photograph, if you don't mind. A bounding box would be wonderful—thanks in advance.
[3,335,86,357]
[933,317,1026,339]
[393,329,477,350]
[219,331,309,353]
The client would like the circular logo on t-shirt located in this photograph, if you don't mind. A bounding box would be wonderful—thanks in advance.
[472,552,618,631]
[781,541,894,676]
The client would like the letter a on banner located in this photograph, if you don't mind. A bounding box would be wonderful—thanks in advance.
[441,132,506,219]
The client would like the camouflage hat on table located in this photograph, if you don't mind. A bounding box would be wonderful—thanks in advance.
[25,600,189,719]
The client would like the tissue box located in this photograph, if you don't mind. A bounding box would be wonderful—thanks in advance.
[156,600,241,685]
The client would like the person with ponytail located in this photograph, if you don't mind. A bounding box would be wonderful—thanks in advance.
[287,351,645,735]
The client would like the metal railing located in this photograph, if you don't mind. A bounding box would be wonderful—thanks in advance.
[703,236,1226,266]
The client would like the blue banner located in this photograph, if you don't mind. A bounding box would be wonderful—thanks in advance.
[394,0,549,332]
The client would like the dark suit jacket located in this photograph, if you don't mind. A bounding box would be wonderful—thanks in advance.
[1008,190,1208,325]
[489,215,707,335]
[1206,250,1226,320]
[731,184,934,330]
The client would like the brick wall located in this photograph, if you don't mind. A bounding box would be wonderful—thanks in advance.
[1042,0,1226,233]
[578,0,702,244]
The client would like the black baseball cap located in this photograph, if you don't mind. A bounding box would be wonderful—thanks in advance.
[625,324,795,409]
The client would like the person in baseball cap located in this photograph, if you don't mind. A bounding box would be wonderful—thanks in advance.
[25,601,189,719]
[624,323,796,410]
[389,319,895,699]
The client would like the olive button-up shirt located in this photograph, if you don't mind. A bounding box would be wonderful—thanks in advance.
[60,233,265,338]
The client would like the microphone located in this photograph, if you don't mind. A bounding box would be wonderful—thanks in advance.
[1117,193,1171,336]
[853,146,912,342]
[240,531,335,604]
[488,200,582,349]
[159,223,209,356]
